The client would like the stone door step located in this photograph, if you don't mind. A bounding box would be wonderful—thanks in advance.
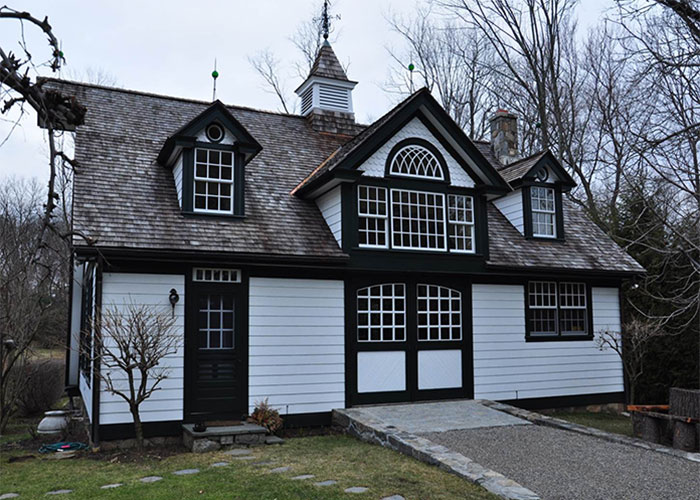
[183,423,268,452]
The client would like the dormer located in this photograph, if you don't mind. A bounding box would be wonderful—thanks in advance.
[295,40,358,135]
[494,151,576,240]
[157,101,262,217]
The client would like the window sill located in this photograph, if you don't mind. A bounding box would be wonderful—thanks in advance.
[525,334,593,342]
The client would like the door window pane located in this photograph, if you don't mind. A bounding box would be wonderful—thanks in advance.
[198,294,234,350]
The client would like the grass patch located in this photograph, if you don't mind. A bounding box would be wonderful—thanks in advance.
[549,411,633,436]
[0,435,496,499]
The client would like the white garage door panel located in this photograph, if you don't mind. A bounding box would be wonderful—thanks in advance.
[357,351,406,393]
[418,350,462,390]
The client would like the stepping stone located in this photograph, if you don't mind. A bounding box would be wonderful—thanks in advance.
[232,455,255,461]
[265,435,285,445]
[291,474,315,480]
[211,462,230,467]
[46,491,72,496]
[173,468,199,476]
[315,480,337,487]
[224,449,251,456]
[381,496,405,500]
[100,484,123,489]
[345,487,369,494]
[140,476,163,483]
[0,494,19,499]
[252,460,275,466]
[269,466,290,473]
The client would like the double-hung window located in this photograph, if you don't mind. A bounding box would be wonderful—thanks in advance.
[194,148,234,214]
[527,281,590,339]
[358,186,388,247]
[447,194,475,252]
[530,186,556,237]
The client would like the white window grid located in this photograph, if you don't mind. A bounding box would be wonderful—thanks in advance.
[417,284,462,341]
[193,148,234,214]
[559,282,587,335]
[390,144,445,180]
[193,268,241,283]
[198,294,234,350]
[528,281,558,335]
[447,194,475,253]
[358,186,388,248]
[357,283,406,342]
[390,189,447,251]
[531,186,556,237]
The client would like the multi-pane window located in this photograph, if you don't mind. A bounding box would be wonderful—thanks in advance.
[198,294,234,349]
[559,282,587,334]
[390,144,445,180]
[447,195,475,253]
[357,283,406,342]
[193,268,241,283]
[417,285,462,341]
[528,281,589,338]
[391,189,446,250]
[194,148,234,213]
[358,186,388,247]
[531,186,556,237]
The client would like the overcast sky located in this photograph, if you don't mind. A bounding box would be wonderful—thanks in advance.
[0,0,609,183]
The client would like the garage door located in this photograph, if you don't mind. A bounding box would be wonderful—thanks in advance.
[347,277,473,406]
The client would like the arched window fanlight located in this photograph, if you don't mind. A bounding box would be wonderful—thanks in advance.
[390,143,445,180]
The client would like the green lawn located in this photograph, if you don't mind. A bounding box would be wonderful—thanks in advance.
[0,434,496,499]
[549,411,634,436]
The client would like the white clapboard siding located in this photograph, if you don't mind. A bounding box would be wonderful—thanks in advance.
[173,153,183,207]
[248,277,345,415]
[315,187,342,247]
[357,117,475,188]
[99,273,185,424]
[493,190,524,234]
[472,284,624,401]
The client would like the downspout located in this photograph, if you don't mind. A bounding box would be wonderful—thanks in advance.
[90,256,103,445]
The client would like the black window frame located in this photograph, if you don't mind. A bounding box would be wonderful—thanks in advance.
[524,280,593,342]
[522,183,565,241]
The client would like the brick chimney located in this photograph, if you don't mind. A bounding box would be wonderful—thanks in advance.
[295,41,358,136]
[490,110,519,165]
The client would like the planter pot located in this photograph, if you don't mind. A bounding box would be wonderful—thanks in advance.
[37,410,70,435]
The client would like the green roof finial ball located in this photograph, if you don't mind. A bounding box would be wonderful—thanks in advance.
[408,63,415,71]
[212,70,219,79]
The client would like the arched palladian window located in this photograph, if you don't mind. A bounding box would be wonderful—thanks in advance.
[389,142,445,180]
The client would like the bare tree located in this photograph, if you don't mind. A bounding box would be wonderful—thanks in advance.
[248,49,291,113]
[90,302,179,447]
[597,318,673,404]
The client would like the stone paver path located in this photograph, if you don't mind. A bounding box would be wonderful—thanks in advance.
[268,466,290,473]
[100,483,123,489]
[345,487,369,493]
[291,474,315,480]
[140,476,163,483]
[45,490,72,496]
[211,461,229,467]
[173,468,199,475]
[0,494,19,499]
[314,480,337,487]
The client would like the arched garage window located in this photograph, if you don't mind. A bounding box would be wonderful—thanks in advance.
[417,284,462,341]
[357,283,406,342]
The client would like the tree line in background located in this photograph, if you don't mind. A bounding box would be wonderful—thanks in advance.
[384,0,699,402]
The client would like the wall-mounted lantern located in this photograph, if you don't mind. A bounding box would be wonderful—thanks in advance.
[169,288,179,317]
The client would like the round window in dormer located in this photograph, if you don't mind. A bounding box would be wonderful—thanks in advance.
[535,166,549,182]
[206,123,224,143]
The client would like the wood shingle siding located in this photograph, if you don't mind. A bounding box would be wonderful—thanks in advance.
[98,273,185,425]
[472,284,624,401]
[248,277,345,415]
[493,190,524,234]
[315,186,342,247]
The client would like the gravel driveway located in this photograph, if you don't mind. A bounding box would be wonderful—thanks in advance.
[421,425,700,500]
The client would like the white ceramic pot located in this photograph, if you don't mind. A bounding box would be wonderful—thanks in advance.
[37,410,69,435]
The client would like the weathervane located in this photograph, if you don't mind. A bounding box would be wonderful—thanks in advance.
[211,59,219,101]
[319,0,340,41]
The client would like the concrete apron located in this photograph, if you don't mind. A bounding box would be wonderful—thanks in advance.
[333,400,539,500]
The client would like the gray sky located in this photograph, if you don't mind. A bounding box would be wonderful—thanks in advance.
[0,0,609,183]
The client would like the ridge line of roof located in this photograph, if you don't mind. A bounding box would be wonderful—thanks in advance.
[498,149,548,170]
[41,77,306,119]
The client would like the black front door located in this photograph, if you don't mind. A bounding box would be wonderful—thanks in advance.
[185,281,247,421]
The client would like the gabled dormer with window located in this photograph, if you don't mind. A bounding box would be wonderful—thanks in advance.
[293,88,511,270]
[157,101,262,217]
[494,151,576,241]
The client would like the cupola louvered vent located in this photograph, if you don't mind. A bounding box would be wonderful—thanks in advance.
[300,86,314,115]
[318,84,350,112]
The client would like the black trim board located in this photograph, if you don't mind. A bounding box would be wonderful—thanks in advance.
[501,391,625,411]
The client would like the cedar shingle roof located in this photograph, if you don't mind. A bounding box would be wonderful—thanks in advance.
[309,41,350,81]
[497,151,548,182]
[52,80,643,274]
